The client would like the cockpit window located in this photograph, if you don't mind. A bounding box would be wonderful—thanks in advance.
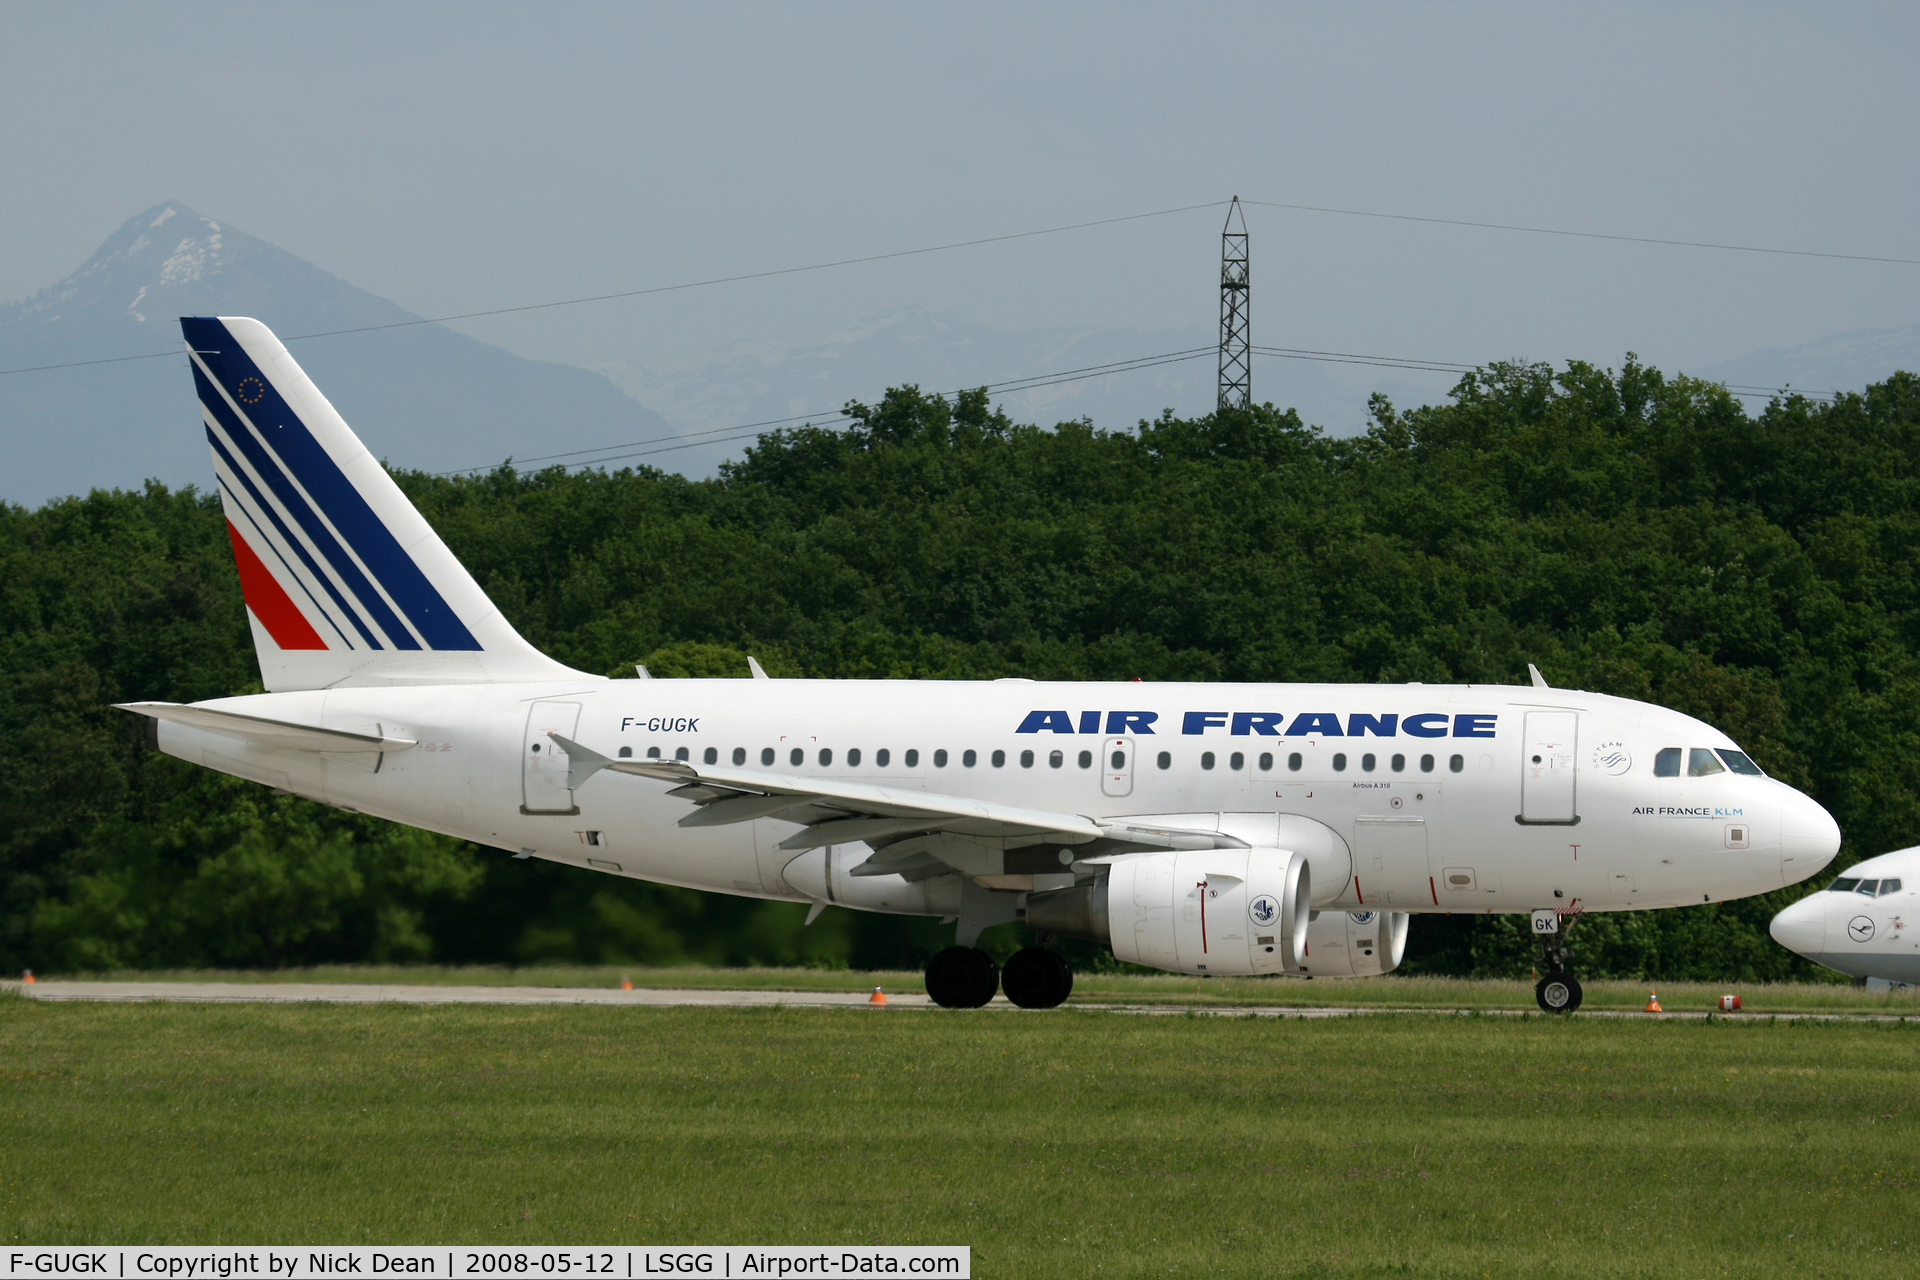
[1883,878,1903,894]
[1827,877,1859,892]
[1716,749,1765,776]
[1687,748,1726,777]
[1654,747,1682,777]
[1855,880,1880,896]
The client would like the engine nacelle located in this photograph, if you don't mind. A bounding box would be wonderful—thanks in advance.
[1028,847,1311,976]
[1296,909,1408,977]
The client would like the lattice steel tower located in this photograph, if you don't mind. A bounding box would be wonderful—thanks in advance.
[1217,196,1251,411]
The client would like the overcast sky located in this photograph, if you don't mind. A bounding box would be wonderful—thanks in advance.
[4,1,1917,419]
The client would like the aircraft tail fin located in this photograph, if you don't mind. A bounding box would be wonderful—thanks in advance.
[182,315,588,691]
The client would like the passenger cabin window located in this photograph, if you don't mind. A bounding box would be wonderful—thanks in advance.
[992,749,1006,768]
[1827,878,1860,893]
[933,749,947,767]
[1049,750,1063,768]
[1688,748,1725,777]
[733,747,747,765]
[1201,752,1216,770]
[703,747,717,764]
[1420,753,1434,772]
[848,748,862,767]
[761,748,775,766]
[1230,752,1245,771]
[790,748,804,767]
[964,749,978,767]
[1361,753,1376,772]
[1258,752,1273,771]
[676,747,690,761]
[1654,747,1682,777]
[1078,750,1093,769]
[1020,750,1034,768]
[1449,754,1464,773]
[1288,753,1302,771]
[1156,751,1172,770]
[1332,753,1348,772]
[1718,749,1765,776]
[618,746,633,759]
[1391,753,1405,772]
[877,748,891,767]
[904,749,919,767]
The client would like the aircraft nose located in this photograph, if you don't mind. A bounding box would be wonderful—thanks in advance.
[1769,894,1827,955]
[1780,791,1841,879]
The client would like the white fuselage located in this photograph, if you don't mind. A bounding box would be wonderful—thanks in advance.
[1770,847,1920,983]
[156,678,1839,921]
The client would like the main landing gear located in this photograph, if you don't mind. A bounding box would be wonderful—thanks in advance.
[1533,914,1584,1014]
[924,945,1074,1010]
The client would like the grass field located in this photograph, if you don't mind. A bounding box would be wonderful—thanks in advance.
[1,987,1914,1276]
[31,963,1913,1018]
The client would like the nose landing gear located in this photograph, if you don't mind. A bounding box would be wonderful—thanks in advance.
[1535,971,1583,1013]
[1533,913,1584,1013]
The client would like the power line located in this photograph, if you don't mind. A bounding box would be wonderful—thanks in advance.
[1245,199,1920,267]
[0,201,1229,378]
[446,339,1838,476]
[439,347,1219,475]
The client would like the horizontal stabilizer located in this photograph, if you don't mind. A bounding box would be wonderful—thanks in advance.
[115,701,418,753]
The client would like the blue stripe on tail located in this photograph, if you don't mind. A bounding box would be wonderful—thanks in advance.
[184,317,481,651]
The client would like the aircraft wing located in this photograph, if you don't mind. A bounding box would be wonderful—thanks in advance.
[547,733,1240,881]
[115,701,418,753]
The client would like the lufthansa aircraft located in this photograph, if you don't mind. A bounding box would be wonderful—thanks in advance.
[120,317,1844,1012]
[1770,848,1918,985]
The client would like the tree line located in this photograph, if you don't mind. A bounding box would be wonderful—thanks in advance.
[4,359,1917,980]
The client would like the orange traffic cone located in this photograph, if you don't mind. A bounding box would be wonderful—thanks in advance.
[619,975,633,991]
[1644,990,1663,1013]
[868,986,888,1006]
[20,969,34,984]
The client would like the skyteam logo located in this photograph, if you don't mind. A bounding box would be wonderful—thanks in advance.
[1249,895,1280,926]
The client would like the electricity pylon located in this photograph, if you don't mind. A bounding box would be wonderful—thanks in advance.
[1218,196,1250,412]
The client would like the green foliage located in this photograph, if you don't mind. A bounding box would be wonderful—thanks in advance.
[3,364,1917,978]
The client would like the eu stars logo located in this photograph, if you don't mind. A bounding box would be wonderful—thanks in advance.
[236,376,266,404]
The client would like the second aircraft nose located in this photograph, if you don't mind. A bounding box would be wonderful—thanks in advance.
[1769,893,1827,955]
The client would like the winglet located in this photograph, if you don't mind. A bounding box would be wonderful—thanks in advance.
[547,732,615,791]
[1529,663,1549,689]
[748,656,770,680]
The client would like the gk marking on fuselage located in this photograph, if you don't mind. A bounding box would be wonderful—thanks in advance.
[1015,710,1501,737]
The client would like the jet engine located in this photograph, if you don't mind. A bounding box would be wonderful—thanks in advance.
[1026,847,1311,975]
[1297,909,1408,977]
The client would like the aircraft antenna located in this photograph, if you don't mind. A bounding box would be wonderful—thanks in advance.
[1217,196,1251,411]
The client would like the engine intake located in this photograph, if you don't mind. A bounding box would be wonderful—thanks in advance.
[1297,909,1409,976]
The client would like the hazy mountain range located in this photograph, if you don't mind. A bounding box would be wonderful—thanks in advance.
[0,203,673,506]
[4,203,1914,507]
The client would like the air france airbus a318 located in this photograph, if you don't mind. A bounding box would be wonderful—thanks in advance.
[120,317,1844,1011]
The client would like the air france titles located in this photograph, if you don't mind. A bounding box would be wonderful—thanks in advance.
[1014,711,1498,738]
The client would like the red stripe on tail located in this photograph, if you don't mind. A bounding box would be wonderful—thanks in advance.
[225,520,328,650]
